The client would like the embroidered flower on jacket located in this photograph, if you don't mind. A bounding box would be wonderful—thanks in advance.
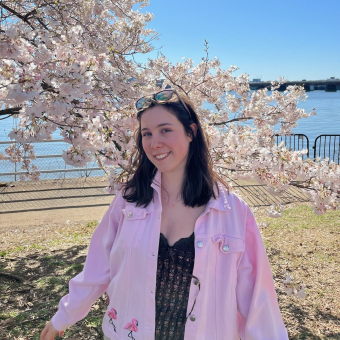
[124,318,138,339]
[107,308,118,332]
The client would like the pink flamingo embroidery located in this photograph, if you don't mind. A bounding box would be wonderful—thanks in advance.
[124,318,138,339]
[107,308,118,332]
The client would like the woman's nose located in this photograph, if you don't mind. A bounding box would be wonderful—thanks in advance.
[151,135,163,148]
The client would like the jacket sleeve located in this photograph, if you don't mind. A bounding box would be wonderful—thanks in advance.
[236,205,289,340]
[51,190,123,332]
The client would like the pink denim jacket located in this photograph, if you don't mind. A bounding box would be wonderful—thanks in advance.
[52,170,289,340]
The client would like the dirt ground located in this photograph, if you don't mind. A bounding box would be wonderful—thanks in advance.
[0,205,110,229]
[1,201,339,339]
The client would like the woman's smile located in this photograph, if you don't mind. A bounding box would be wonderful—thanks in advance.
[154,151,171,160]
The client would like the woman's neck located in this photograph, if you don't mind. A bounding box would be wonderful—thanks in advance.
[160,170,185,203]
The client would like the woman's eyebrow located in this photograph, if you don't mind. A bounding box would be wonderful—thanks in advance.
[141,123,173,131]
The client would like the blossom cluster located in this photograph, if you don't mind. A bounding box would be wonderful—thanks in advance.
[283,274,306,299]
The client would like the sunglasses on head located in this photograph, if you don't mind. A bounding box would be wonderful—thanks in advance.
[136,89,192,119]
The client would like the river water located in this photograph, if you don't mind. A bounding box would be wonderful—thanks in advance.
[1,91,339,181]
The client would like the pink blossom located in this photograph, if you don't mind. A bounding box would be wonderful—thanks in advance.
[59,83,73,96]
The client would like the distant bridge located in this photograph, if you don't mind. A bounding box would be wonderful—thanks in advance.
[249,79,340,92]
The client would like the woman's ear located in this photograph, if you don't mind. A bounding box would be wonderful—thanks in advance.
[190,123,198,138]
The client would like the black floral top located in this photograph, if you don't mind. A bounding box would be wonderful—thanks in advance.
[154,231,195,340]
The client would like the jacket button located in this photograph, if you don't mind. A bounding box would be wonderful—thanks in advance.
[193,279,200,285]
[197,241,203,248]
[189,315,196,321]
[127,212,133,218]
[222,245,229,252]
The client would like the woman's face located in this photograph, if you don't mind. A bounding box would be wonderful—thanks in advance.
[140,106,193,174]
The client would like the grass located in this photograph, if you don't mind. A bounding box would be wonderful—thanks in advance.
[254,203,340,339]
[0,221,100,340]
[0,204,339,339]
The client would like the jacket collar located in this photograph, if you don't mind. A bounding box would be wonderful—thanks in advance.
[151,169,231,212]
[151,169,162,193]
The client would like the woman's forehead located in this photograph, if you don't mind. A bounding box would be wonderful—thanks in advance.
[140,106,179,128]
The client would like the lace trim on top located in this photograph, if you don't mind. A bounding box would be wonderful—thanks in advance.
[155,232,195,340]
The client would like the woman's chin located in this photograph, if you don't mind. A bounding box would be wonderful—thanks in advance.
[155,164,184,174]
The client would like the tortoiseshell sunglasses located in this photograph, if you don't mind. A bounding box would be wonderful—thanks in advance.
[135,89,192,119]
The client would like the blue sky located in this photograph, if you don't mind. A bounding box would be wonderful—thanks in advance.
[138,0,340,81]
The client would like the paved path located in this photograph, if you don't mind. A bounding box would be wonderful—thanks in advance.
[1,177,113,228]
[0,177,309,229]
[0,204,110,228]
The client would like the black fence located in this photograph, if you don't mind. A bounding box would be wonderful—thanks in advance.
[275,134,340,164]
[275,134,310,158]
[312,135,340,164]
[1,134,338,212]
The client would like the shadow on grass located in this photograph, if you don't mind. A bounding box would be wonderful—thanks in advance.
[286,302,340,339]
[267,247,340,340]
[1,244,339,339]
[0,245,107,340]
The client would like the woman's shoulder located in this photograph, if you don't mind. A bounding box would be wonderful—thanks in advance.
[213,181,250,213]
[111,185,145,210]
[108,186,127,210]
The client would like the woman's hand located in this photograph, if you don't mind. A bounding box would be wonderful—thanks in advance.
[40,321,64,340]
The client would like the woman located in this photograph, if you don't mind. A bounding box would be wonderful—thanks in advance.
[40,89,289,340]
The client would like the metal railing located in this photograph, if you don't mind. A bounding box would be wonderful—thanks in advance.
[0,139,110,213]
[1,134,339,182]
[313,135,340,164]
[0,134,339,212]
[0,139,105,181]
[275,134,309,158]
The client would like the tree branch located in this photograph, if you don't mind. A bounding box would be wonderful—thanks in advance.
[41,80,59,93]
[210,117,251,126]
[0,3,35,30]
[0,107,21,117]
[23,8,37,21]
[0,114,12,120]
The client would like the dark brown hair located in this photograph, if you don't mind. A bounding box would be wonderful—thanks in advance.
[122,92,230,208]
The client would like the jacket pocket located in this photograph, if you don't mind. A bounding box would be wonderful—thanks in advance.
[211,234,245,283]
[122,206,150,220]
[116,205,150,250]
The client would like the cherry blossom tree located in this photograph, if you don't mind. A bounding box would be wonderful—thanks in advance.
[1,0,339,220]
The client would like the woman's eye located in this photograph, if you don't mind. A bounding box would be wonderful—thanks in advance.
[142,129,170,137]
